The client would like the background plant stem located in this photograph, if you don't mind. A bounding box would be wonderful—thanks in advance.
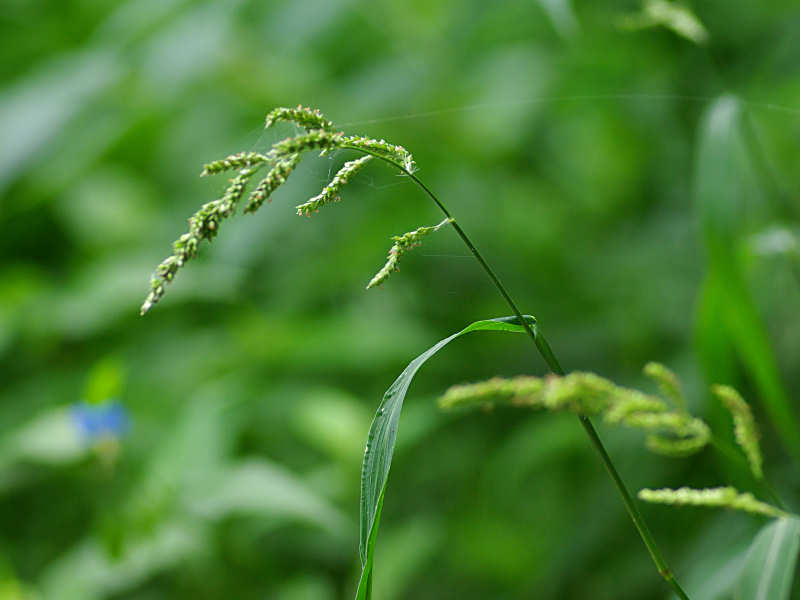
[349,146,691,600]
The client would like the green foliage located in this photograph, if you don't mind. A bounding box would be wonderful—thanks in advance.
[617,0,709,44]
[4,2,800,598]
[737,517,800,600]
[694,96,800,462]
[356,316,537,597]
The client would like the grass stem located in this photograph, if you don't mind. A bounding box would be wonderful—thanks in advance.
[347,145,691,600]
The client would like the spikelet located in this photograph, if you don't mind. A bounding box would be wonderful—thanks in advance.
[265,105,335,132]
[341,135,416,173]
[713,384,763,479]
[439,371,711,456]
[439,376,546,410]
[244,154,303,214]
[645,431,710,456]
[296,155,374,216]
[367,218,452,289]
[201,152,271,176]
[638,487,784,518]
[272,130,344,157]
[643,362,685,410]
[141,165,262,314]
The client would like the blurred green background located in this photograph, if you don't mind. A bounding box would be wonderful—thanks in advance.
[2,1,800,598]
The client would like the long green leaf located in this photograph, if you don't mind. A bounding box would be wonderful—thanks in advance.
[355,315,537,598]
[694,95,800,461]
[736,516,800,600]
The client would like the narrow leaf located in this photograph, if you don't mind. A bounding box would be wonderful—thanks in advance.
[355,315,537,598]
[693,95,800,462]
[736,516,800,600]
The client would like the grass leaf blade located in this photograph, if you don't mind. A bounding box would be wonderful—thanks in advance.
[736,516,800,600]
[355,315,536,596]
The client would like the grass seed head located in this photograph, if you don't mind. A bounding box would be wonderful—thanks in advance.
[265,105,335,132]
[296,155,374,216]
[713,384,763,479]
[638,486,784,518]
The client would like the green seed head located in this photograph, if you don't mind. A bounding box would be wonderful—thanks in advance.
[367,219,452,289]
[713,384,763,479]
[142,106,429,314]
[265,105,335,132]
[638,486,784,518]
[297,155,374,216]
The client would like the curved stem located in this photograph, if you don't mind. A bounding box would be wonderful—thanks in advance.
[347,145,691,600]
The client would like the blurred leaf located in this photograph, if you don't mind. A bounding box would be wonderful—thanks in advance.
[1,408,85,467]
[672,513,758,600]
[276,575,336,600]
[694,96,800,462]
[291,388,372,465]
[536,0,578,38]
[736,516,800,600]
[618,0,708,44]
[84,356,125,405]
[356,315,537,598]
[372,517,443,600]
[0,50,119,192]
[38,521,203,600]
[188,459,349,536]
[749,225,800,259]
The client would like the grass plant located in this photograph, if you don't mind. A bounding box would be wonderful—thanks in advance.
[143,106,800,600]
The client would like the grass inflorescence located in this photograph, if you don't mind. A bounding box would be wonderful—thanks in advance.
[141,106,421,315]
[439,364,709,456]
[638,487,785,518]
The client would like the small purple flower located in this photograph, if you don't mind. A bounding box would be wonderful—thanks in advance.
[71,401,129,441]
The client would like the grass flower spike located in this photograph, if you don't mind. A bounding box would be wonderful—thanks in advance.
[264,105,335,132]
[439,370,710,456]
[297,155,374,216]
[140,106,424,315]
[200,151,270,176]
[141,165,263,314]
[638,487,785,518]
[341,135,416,173]
[367,218,453,289]
[644,361,685,410]
[713,384,763,479]
[245,154,303,213]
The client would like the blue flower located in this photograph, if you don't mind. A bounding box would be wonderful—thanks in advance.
[71,401,129,441]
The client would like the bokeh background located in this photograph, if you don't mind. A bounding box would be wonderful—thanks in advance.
[2,1,800,598]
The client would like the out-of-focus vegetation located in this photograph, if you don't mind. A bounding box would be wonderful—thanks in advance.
[1,1,800,598]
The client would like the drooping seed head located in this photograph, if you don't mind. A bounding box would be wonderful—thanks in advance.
[341,135,416,173]
[201,152,270,176]
[643,362,685,410]
[265,105,335,132]
[296,155,374,216]
[142,106,426,315]
[438,369,711,457]
[367,218,452,289]
[638,486,784,518]
[713,384,763,479]
[271,129,345,158]
[245,154,303,214]
[140,165,262,315]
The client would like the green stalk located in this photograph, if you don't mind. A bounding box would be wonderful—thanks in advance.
[346,145,691,600]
